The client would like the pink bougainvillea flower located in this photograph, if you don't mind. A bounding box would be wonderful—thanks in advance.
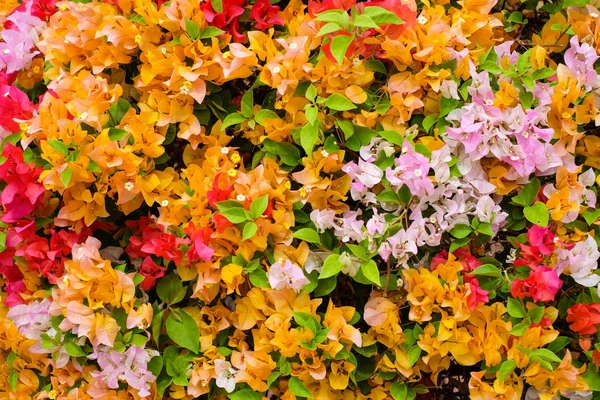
[184,222,215,263]
[0,143,45,223]
[0,84,34,133]
[510,266,562,302]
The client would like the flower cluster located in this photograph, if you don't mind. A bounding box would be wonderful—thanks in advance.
[1,0,600,399]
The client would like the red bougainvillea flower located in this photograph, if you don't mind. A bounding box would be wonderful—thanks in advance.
[0,84,34,133]
[126,217,188,266]
[139,257,166,291]
[0,143,45,223]
[250,0,283,30]
[510,266,562,302]
[30,0,57,21]
[207,173,233,208]
[184,222,214,263]
[200,0,246,43]
[212,212,233,233]
[566,303,600,335]
[307,0,356,17]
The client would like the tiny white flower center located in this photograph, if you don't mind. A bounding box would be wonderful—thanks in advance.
[236,194,246,201]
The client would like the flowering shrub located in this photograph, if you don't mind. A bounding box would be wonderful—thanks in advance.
[2,0,600,399]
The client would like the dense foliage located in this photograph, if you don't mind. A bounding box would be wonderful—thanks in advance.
[1,0,600,399]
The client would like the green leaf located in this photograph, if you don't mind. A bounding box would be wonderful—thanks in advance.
[315,10,350,26]
[300,122,320,156]
[8,370,17,391]
[325,93,356,111]
[305,84,317,102]
[528,306,545,324]
[507,297,525,318]
[165,310,199,353]
[243,222,258,241]
[507,298,525,318]
[249,268,270,288]
[319,254,342,279]
[532,68,556,80]
[48,139,68,156]
[517,49,532,74]
[222,113,247,130]
[362,6,404,25]
[584,364,600,391]
[148,356,164,377]
[108,128,129,141]
[391,382,408,400]
[156,274,186,305]
[221,208,249,224]
[241,89,254,118]
[439,97,459,117]
[314,275,337,297]
[583,208,600,225]
[498,360,517,384]
[292,228,321,244]
[408,346,421,367]
[450,224,472,239]
[87,159,101,173]
[547,336,572,353]
[210,0,223,12]
[305,104,318,125]
[353,14,378,29]
[250,194,269,219]
[329,34,354,65]
[337,120,354,139]
[228,389,264,400]
[198,26,224,39]
[65,341,87,357]
[470,264,502,277]
[255,109,279,125]
[185,19,201,40]
[108,98,131,125]
[513,178,540,206]
[288,376,314,398]
[216,200,244,212]
[365,59,386,74]
[361,260,380,286]
[60,169,72,187]
[524,202,549,227]
[477,222,494,237]
[530,348,561,363]
[317,22,342,36]
[509,322,529,336]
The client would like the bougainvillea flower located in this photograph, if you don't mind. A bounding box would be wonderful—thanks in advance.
[0,84,34,133]
[567,304,600,336]
[510,266,562,302]
[250,0,283,30]
[139,257,166,291]
[200,0,246,42]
